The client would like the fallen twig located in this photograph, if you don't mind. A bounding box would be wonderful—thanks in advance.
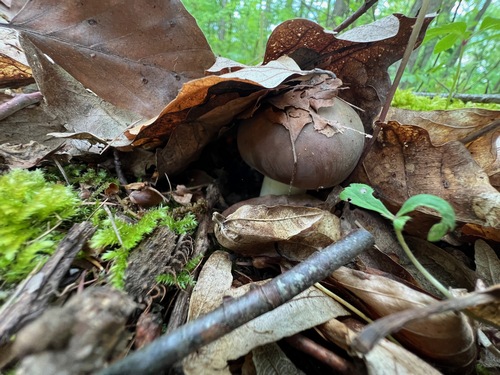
[413,92,500,104]
[97,228,374,375]
[0,91,43,121]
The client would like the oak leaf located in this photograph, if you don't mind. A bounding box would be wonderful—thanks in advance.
[263,14,435,129]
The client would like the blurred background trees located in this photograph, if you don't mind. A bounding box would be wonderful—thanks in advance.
[182,0,499,97]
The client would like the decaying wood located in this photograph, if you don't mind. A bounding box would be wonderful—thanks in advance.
[97,228,374,375]
[12,287,136,375]
[0,221,95,344]
[166,184,223,334]
[124,226,181,301]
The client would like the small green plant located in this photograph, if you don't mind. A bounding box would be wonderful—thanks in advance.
[340,183,456,298]
[156,254,203,289]
[47,164,120,199]
[0,169,80,285]
[90,208,197,289]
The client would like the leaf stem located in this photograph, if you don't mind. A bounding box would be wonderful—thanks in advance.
[395,229,451,298]
[378,0,432,123]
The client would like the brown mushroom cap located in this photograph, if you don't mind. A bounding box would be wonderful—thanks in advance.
[237,97,365,190]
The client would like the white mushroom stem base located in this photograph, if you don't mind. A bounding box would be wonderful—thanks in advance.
[259,176,306,197]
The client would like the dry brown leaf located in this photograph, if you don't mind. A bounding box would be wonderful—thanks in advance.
[350,121,500,235]
[187,251,233,321]
[184,251,349,375]
[10,0,215,118]
[466,284,500,329]
[19,36,140,152]
[0,53,33,89]
[330,266,476,371]
[0,141,63,169]
[405,236,477,293]
[319,319,442,375]
[474,240,500,286]
[387,107,500,188]
[251,343,305,375]
[461,223,500,242]
[213,204,341,258]
[263,14,434,129]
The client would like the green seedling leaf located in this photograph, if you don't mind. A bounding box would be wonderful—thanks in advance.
[434,33,460,53]
[397,194,456,241]
[340,184,395,221]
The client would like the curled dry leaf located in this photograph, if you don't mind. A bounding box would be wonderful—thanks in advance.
[0,53,34,89]
[319,319,442,375]
[330,266,476,372]
[213,204,341,258]
[350,121,500,236]
[10,0,215,118]
[387,107,500,188]
[264,14,435,130]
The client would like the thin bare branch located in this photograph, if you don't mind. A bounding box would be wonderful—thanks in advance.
[97,229,374,375]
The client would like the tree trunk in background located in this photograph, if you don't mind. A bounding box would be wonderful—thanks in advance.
[217,0,228,42]
[333,0,349,17]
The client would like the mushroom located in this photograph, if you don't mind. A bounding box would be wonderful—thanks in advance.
[237,93,366,196]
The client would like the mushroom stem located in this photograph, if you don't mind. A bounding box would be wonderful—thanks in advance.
[259,176,305,197]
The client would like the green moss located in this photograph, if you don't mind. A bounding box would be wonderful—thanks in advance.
[156,254,203,289]
[393,89,500,111]
[0,169,80,285]
[91,208,197,289]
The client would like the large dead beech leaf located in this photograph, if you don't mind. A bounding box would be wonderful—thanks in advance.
[330,267,476,371]
[264,14,434,129]
[9,0,215,118]
[213,204,341,258]
[319,319,442,375]
[19,36,140,151]
[350,121,500,235]
[184,251,348,375]
[387,107,500,188]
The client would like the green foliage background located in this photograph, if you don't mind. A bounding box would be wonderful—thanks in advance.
[182,0,499,96]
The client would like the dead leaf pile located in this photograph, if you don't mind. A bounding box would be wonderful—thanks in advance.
[0,2,499,374]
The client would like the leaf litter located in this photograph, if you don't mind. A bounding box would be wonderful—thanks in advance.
[0,2,498,374]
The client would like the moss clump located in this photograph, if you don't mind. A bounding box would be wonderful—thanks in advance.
[393,89,500,111]
[0,169,80,285]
